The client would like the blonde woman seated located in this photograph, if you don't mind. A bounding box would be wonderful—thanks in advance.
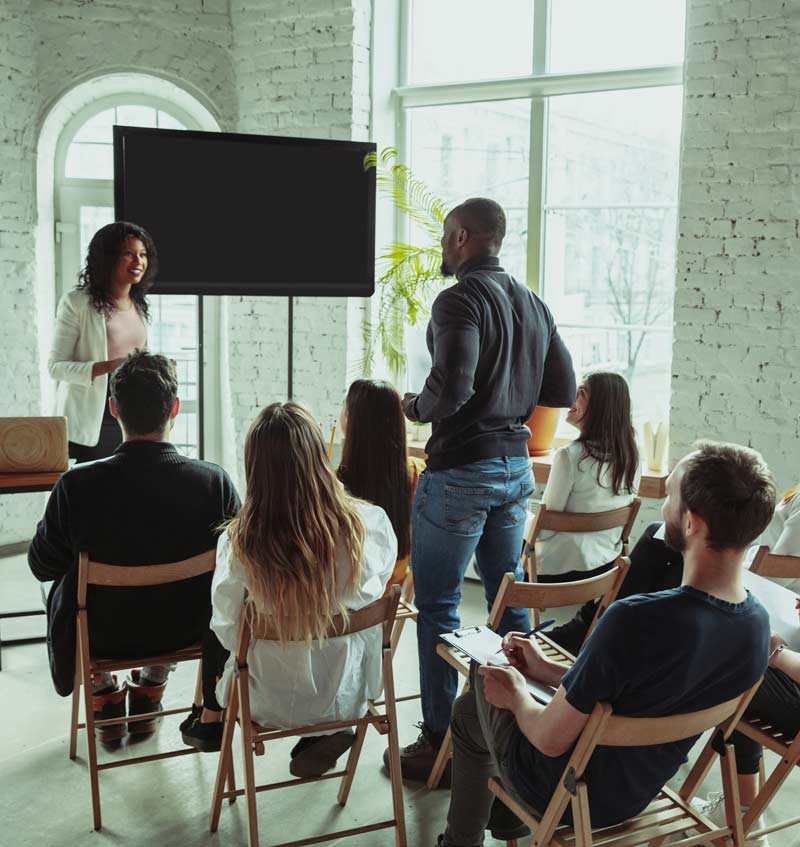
[535,372,640,583]
[181,402,397,778]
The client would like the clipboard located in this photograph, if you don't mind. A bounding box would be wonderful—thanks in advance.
[440,626,557,705]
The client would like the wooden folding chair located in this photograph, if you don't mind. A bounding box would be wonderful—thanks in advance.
[427,559,631,789]
[209,585,407,847]
[523,498,641,581]
[488,680,762,847]
[678,545,800,844]
[69,548,215,830]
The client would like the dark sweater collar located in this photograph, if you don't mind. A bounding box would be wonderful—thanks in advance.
[113,441,186,465]
[456,255,502,280]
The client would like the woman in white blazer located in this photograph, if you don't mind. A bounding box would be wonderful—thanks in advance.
[535,371,641,581]
[49,222,157,461]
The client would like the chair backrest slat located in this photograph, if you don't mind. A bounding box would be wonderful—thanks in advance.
[536,501,640,534]
[243,585,401,655]
[505,564,624,610]
[599,686,758,747]
[749,546,800,580]
[83,549,217,588]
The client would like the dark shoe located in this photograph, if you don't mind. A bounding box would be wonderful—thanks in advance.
[488,796,531,840]
[179,703,202,733]
[383,723,451,786]
[289,730,356,778]
[127,669,166,736]
[182,716,223,752]
[92,676,127,746]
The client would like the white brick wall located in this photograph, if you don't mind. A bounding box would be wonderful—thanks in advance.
[671,0,800,493]
[0,0,372,540]
[0,1,45,538]
[225,0,373,486]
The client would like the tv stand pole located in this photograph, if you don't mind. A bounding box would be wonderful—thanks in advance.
[287,296,294,400]
[198,294,205,460]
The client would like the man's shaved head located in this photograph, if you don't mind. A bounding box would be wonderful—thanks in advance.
[447,198,506,253]
[440,197,507,276]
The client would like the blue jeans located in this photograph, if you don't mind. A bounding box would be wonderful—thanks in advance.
[411,457,534,739]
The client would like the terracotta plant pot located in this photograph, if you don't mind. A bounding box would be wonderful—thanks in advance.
[526,406,561,456]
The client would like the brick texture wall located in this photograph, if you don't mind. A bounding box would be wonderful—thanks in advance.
[225,0,372,485]
[0,1,43,539]
[671,0,800,492]
[0,0,372,540]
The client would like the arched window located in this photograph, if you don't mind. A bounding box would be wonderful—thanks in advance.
[53,96,205,457]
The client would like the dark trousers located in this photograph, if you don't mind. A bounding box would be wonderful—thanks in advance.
[718,667,800,774]
[201,629,230,712]
[547,523,682,656]
[68,391,122,463]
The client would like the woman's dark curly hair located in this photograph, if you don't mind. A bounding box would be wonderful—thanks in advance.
[77,221,158,319]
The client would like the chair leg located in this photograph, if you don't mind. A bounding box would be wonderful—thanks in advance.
[227,754,237,805]
[80,665,102,830]
[193,658,203,707]
[337,721,368,807]
[720,742,745,847]
[69,675,81,760]
[742,755,796,833]
[210,685,239,832]
[238,680,260,847]
[427,726,452,790]
[572,783,593,847]
[383,680,407,847]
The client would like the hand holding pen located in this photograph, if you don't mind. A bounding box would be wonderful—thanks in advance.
[495,619,555,654]
[497,620,556,680]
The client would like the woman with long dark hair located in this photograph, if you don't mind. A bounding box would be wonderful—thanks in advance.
[337,379,425,592]
[48,221,158,462]
[536,371,640,581]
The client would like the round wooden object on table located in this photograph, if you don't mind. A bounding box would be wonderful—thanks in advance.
[0,417,69,473]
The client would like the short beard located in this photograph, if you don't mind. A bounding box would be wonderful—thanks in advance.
[663,519,686,553]
[440,258,454,278]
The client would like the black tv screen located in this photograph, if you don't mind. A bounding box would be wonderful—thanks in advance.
[113,126,376,297]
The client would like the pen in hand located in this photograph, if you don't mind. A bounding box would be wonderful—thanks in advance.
[495,619,556,654]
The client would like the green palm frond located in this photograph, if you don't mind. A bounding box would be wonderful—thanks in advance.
[362,147,449,379]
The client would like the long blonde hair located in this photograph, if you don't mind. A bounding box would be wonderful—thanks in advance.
[226,401,365,644]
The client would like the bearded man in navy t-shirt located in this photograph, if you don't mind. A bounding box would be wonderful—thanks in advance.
[436,441,774,847]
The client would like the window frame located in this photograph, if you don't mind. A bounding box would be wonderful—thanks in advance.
[394,0,684,424]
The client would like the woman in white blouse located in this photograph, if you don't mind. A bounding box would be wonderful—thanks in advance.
[181,401,397,779]
[536,371,641,581]
[49,222,155,462]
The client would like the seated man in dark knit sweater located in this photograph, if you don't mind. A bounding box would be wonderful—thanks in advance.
[436,442,773,847]
[29,351,240,744]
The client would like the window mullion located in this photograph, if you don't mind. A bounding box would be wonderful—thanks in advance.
[526,0,549,294]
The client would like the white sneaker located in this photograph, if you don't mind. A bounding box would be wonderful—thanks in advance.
[691,792,769,847]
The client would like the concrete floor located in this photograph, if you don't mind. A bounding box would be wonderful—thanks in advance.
[1,552,798,847]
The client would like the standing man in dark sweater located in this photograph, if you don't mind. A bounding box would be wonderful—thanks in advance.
[29,351,240,744]
[397,198,576,781]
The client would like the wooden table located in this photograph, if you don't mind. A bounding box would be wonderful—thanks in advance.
[0,470,63,668]
[407,442,667,500]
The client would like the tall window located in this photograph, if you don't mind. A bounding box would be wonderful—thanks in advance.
[399,0,685,435]
[55,101,201,456]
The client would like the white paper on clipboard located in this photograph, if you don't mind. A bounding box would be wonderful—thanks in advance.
[741,569,800,651]
[440,626,557,705]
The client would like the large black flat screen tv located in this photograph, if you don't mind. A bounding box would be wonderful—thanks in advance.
[113,126,376,297]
